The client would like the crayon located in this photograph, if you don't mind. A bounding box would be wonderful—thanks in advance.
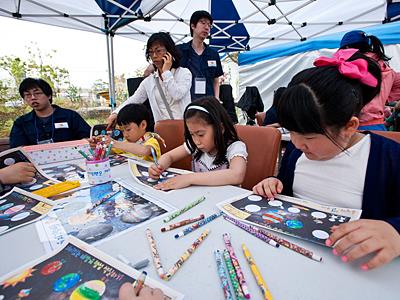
[214,249,234,300]
[174,212,222,238]
[223,233,250,299]
[163,196,206,223]
[163,229,210,281]
[242,244,273,300]
[145,228,165,278]
[133,270,147,296]
[222,249,246,300]
[223,215,279,248]
[161,214,205,232]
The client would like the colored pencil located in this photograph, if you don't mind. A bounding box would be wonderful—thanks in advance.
[105,140,114,157]
[163,229,210,281]
[225,216,322,261]
[224,215,279,248]
[174,212,222,238]
[75,147,91,160]
[161,214,205,232]
[163,196,206,223]
[150,146,159,166]
[223,249,246,300]
[242,244,273,300]
[223,233,251,299]
[133,270,147,296]
[86,189,119,214]
[214,249,235,300]
[257,226,322,262]
[145,228,165,278]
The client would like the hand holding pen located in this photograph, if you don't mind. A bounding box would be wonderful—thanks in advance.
[148,163,164,179]
[119,284,165,300]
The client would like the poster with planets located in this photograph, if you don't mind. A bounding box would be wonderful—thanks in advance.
[0,187,54,236]
[40,180,173,245]
[42,161,87,182]
[128,160,191,192]
[0,148,59,194]
[0,236,184,299]
[218,192,362,246]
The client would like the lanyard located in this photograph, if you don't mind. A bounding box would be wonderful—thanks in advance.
[34,112,55,144]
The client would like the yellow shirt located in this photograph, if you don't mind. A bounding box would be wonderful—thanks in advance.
[113,132,161,162]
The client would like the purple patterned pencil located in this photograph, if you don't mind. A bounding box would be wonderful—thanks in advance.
[214,249,234,300]
[223,233,251,299]
[224,215,279,248]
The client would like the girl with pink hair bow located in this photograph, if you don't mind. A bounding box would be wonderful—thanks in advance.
[253,50,400,270]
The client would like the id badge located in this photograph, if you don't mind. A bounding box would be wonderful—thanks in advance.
[37,138,54,144]
[194,77,206,95]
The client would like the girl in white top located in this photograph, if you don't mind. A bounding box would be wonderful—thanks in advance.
[107,32,192,128]
[149,97,248,190]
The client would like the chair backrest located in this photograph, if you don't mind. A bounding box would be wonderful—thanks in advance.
[255,112,266,126]
[154,120,191,170]
[370,130,400,143]
[0,137,10,153]
[236,125,281,190]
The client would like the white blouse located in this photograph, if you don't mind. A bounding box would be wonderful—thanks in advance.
[115,67,192,122]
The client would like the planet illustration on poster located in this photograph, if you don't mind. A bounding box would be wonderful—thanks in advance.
[70,280,106,300]
[76,224,113,243]
[262,212,284,223]
[121,204,153,223]
[53,273,81,292]
[4,205,25,215]
[285,219,304,229]
[0,203,14,211]
[4,158,16,166]
[11,212,30,221]
[41,260,64,275]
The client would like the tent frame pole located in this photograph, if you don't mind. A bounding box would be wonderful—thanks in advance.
[106,32,116,110]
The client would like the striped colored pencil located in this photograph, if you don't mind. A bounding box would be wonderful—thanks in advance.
[256,226,322,262]
[223,233,251,299]
[214,249,234,300]
[242,244,273,300]
[223,249,246,300]
[163,229,210,281]
[161,214,205,232]
[163,196,206,223]
[174,212,222,238]
[145,229,165,278]
[223,215,279,248]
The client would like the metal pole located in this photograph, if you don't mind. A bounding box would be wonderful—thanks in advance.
[105,32,116,110]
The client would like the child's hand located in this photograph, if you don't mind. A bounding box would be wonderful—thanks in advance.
[148,164,164,179]
[87,137,98,148]
[154,175,191,191]
[252,177,283,199]
[0,162,36,185]
[119,283,165,300]
[106,113,117,130]
[327,219,400,270]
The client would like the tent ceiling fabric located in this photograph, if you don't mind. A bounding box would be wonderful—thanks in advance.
[0,0,389,53]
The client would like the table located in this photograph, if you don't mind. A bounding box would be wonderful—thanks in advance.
[1,160,399,300]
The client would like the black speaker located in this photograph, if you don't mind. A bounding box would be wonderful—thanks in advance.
[126,77,155,131]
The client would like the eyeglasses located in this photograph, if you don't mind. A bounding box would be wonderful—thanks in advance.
[23,91,44,99]
[199,20,213,29]
[147,47,167,57]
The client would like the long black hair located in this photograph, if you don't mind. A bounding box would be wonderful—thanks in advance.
[277,52,382,139]
[145,32,181,69]
[184,96,238,165]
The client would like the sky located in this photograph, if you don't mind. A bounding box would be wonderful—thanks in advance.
[0,16,148,89]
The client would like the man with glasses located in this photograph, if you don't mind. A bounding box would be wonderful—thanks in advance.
[10,77,91,147]
[178,10,224,100]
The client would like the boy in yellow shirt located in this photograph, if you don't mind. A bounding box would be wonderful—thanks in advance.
[103,103,162,162]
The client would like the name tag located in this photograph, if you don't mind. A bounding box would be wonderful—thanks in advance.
[55,122,69,129]
[208,60,217,67]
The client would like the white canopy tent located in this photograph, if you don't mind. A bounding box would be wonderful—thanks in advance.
[0,0,395,106]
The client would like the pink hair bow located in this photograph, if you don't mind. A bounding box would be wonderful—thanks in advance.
[313,48,377,87]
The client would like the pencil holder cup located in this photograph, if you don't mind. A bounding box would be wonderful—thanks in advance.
[86,158,112,185]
